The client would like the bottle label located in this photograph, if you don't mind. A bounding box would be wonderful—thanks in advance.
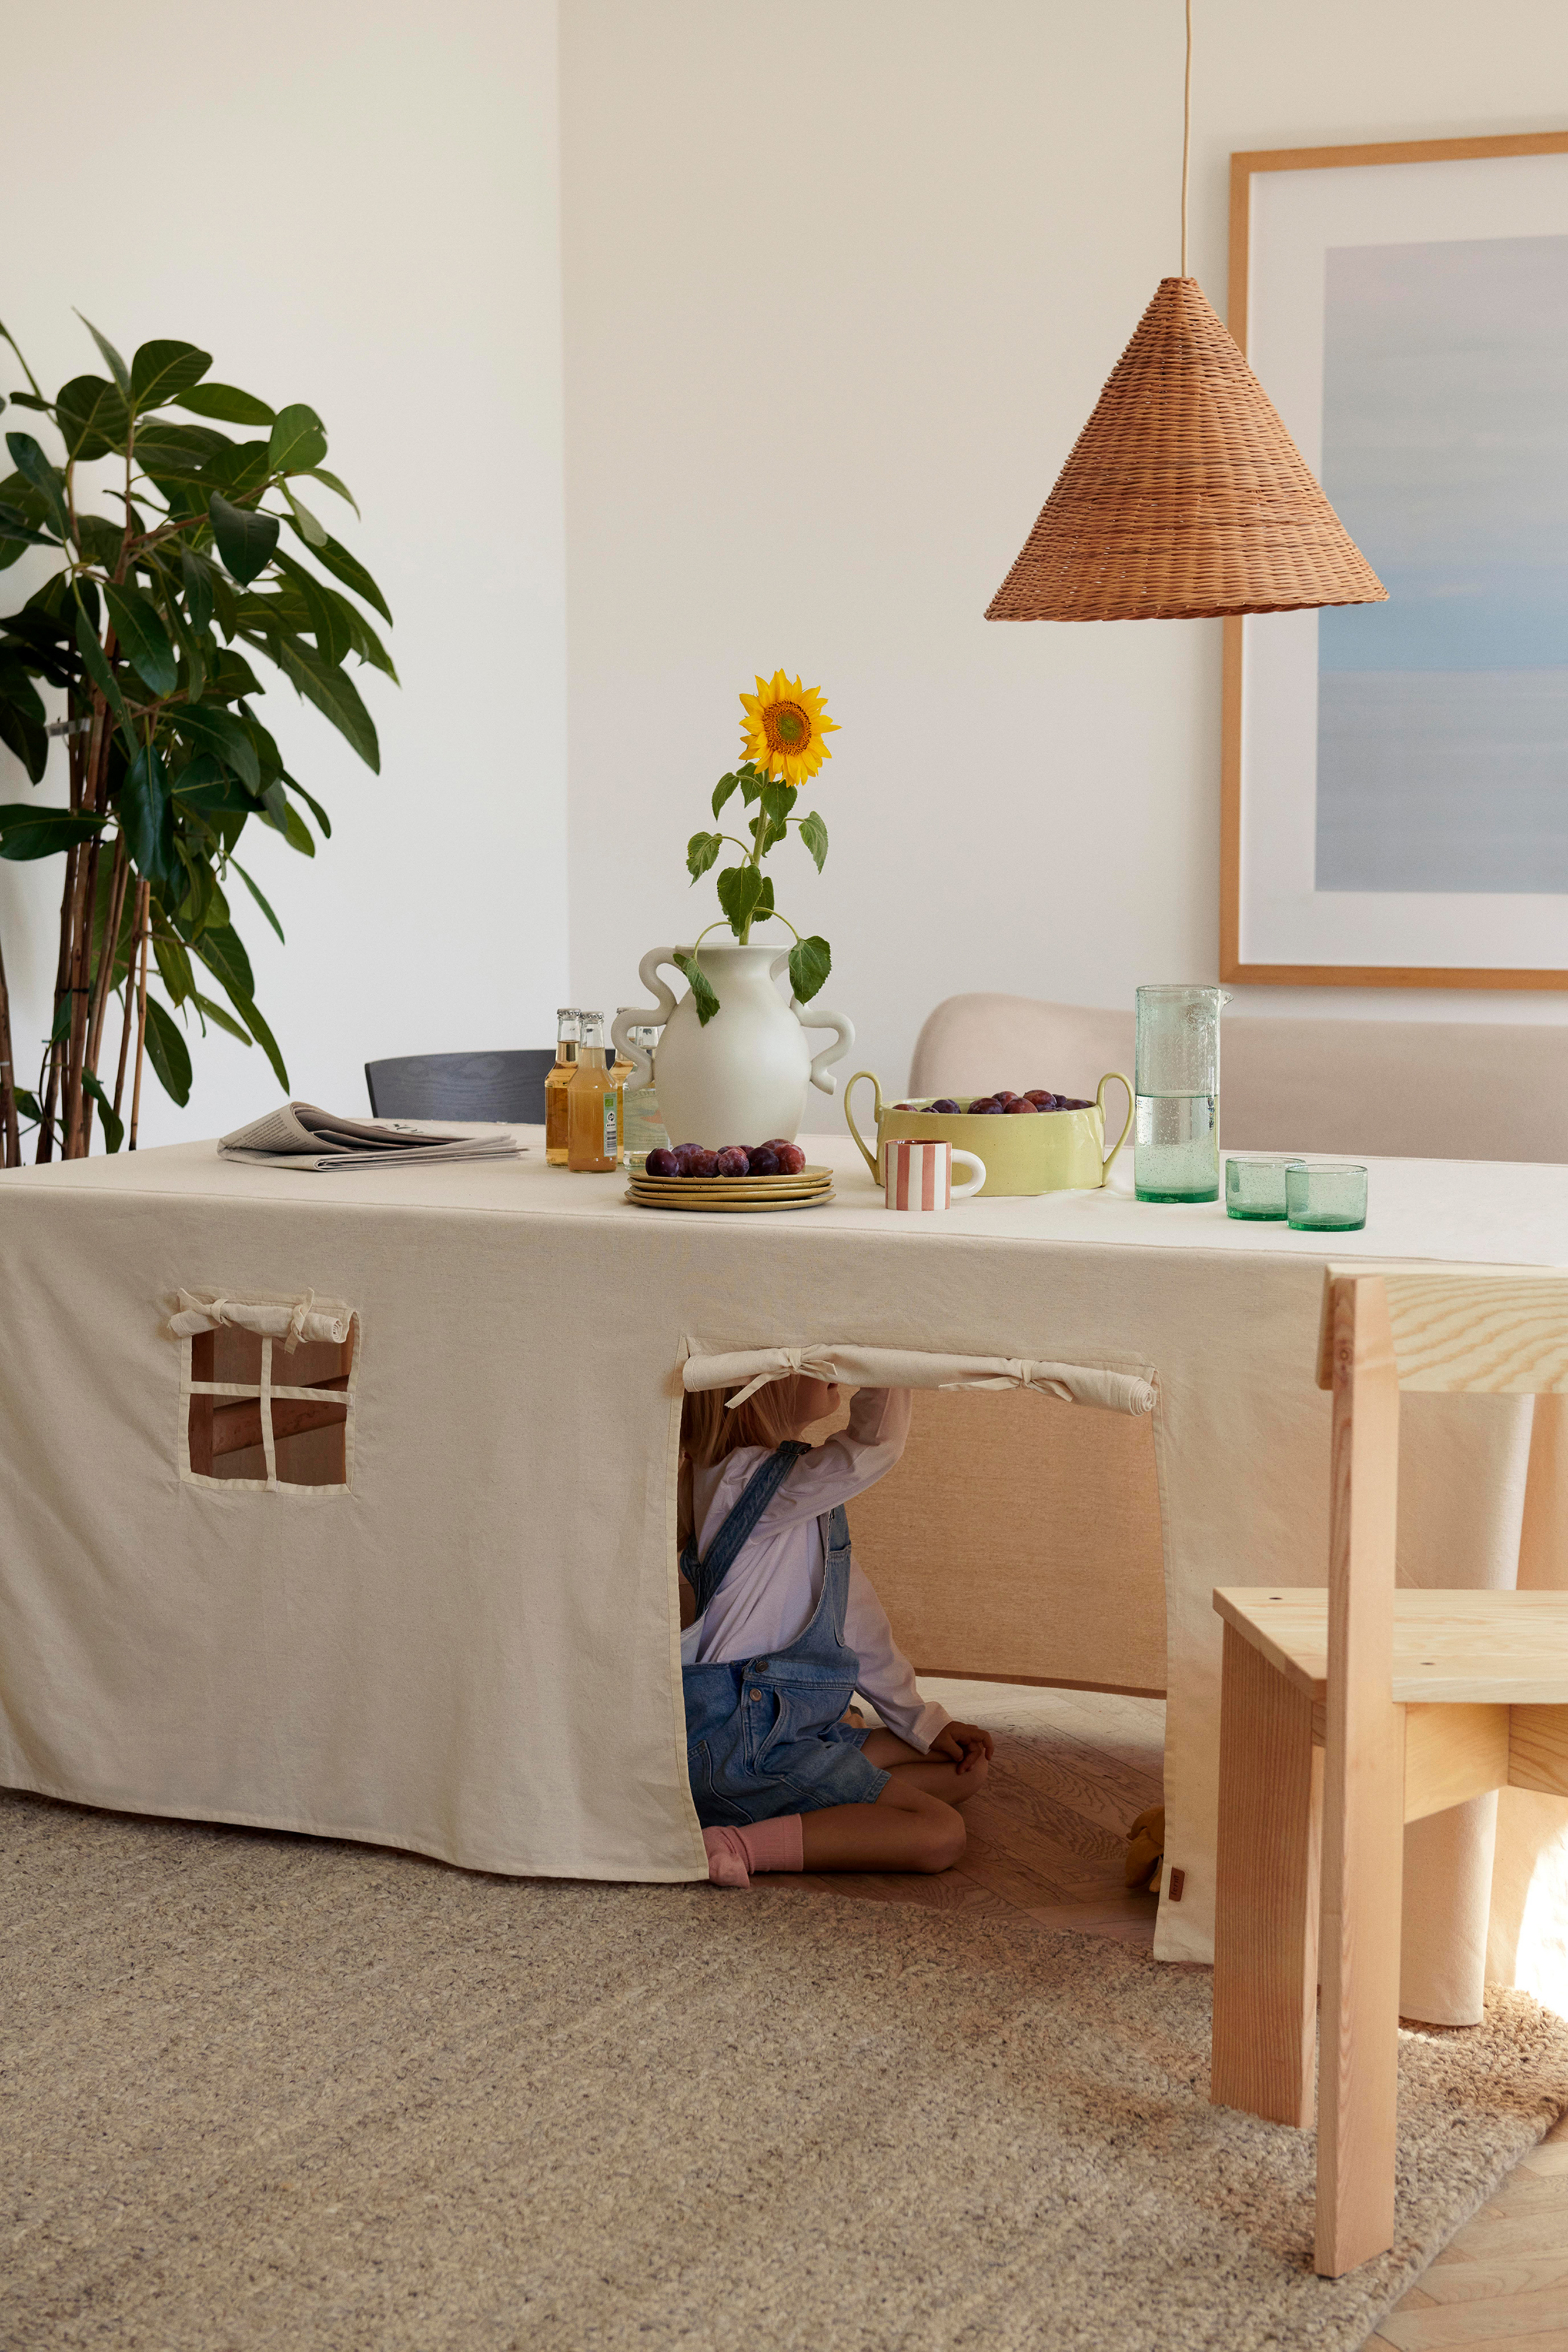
[603,1091,618,1155]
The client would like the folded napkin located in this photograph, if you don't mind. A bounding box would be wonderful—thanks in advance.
[219,1101,523,1172]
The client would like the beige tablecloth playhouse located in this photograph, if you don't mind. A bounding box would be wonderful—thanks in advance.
[1,1129,1564,2027]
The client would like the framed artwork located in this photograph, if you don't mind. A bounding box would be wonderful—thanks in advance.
[1220,130,1568,987]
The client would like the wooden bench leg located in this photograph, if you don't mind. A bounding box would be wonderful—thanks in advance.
[1212,1621,1322,2127]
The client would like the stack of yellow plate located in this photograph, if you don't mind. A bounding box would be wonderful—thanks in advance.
[626,1162,835,1214]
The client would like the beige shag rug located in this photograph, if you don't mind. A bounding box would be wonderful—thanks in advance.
[4,1790,1566,2352]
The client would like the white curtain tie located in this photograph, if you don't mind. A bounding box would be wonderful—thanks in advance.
[725,1347,845,1408]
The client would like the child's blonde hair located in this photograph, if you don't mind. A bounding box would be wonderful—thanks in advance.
[677,1375,808,1555]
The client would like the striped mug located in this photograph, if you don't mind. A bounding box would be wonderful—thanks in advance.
[884,1138,987,1213]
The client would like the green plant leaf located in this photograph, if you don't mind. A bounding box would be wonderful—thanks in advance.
[230,858,285,943]
[209,492,279,586]
[686,829,723,882]
[303,465,359,517]
[711,771,739,818]
[56,375,129,462]
[180,544,214,636]
[176,382,275,426]
[276,552,349,662]
[14,1085,42,1122]
[0,690,48,782]
[274,633,379,770]
[129,340,212,409]
[201,440,273,499]
[673,950,720,1027]
[75,514,126,570]
[788,934,832,1005]
[171,702,260,792]
[798,809,828,873]
[756,874,775,914]
[189,988,251,1043]
[172,766,252,818]
[0,802,106,859]
[142,994,192,1105]
[6,393,49,412]
[285,518,392,622]
[188,919,255,1005]
[74,609,135,749]
[716,862,765,938]
[738,763,765,806]
[121,742,176,880]
[132,421,233,482]
[223,989,287,1089]
[268,403,327,475]
[759,779,797,829]
[209,569,238,641]
[0,513,55,550]
[261,793,314,856]
[283,484,327,547]
[75,312,131,393]
[154,932,194,1005]
[284,776,332,839]
[103,582,178,696]
[4,433,68,539]
[81,1068,123,1152]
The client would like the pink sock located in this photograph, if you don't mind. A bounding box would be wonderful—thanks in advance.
[702,1815,805,1889]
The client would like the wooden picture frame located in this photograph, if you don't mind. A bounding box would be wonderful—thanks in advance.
[1220,130,1568,989]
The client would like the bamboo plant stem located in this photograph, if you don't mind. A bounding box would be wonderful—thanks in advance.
[0,926,20,1168]
[85,835,131,1084]
[34,837,79,1164]
[128,891,151,1151]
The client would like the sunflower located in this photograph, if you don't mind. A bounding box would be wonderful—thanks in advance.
[738,671,838,784]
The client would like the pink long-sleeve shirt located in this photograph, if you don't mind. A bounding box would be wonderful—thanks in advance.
[680,1388,951,1755]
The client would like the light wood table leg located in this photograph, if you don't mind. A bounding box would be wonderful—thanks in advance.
[1212,1621,1322,2127]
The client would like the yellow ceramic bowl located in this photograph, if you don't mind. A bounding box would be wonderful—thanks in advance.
[845,1071,1132,1198]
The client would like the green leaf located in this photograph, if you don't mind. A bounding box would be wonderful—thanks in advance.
[711,771,740,818]
[686,829,723,883]
[201,440,273,499]
[14,1087,42,1122]
[285,517,392,622]
[180,544,214,636]
[129,340,212,410]
[75,514,126,570]
[0,690,48,782]
[788,934,832,1005]
[0,803,106,859]
[208,492,279,586]
[283,484,327,547]
[4,433,68,539]
[172,764,252,819]
[268,403,327,475]
[74,609,134,748]
[121,743,176,880]
[0,513,55,550]
[738,763,765,806]
[264,794,313,856]
[189,919,255,1005]
[276,551,349,662]
[176,382,275,427]
[75,312,131,394]
[759,779,797,829]
[673,950,720,1027]
[172,702,260,792]
[81,1068,123,1152]
[209,569,238,641]
[48,995,73,1045]
[103,582,177,695]
[756,874,775,915]
[798,809,828,873]
[274,633,379,770]
[230,858,285,943]
[56,375,129,462]
[142,994,192,1106]
[132,421,232,482]
[303,466,359,517]
[284,776,332,840]
[191,988,252,1043]
[716,862,765,938]
[154,932,194,1005]
[5,393,49,412]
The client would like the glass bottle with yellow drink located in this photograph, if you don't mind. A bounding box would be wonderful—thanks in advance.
[567,1011,619,1172]
[545,1007,581,1166]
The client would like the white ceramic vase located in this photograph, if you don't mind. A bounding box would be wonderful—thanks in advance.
[611,943,854,1147]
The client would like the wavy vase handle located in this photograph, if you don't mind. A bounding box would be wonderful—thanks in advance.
[611,948,683,1094]
[770,951,854,1095]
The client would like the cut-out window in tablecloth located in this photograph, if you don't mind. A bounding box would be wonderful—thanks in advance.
[170,1291,359,1493]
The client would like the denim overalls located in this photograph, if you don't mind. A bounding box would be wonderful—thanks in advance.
[681,1441,892,1827]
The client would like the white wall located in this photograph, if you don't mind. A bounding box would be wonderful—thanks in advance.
[560,0,1568,1107]
[0,0,567,1148]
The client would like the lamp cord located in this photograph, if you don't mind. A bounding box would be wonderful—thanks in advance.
[1180,0,1193,278]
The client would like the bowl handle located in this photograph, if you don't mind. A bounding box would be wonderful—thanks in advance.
[1098,1072,1134,1175]
[844,1070,884,1179]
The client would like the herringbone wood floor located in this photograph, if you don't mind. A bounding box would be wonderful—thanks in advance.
[771,1678,1568,2348]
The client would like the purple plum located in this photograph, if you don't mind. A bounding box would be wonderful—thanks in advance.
[748,1145,782,1175]
[775,1142,806,1174]
[645,1147,680,1177]
[1004,1097,1039,1112]
[929,1097,961,1114]
[716,1146,751,1177]
[684,1147,719,1178]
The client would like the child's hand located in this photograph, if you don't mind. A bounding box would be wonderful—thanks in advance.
[930,1721,994,1774]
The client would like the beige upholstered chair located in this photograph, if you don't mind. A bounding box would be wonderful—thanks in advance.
[852,997,1567,1703]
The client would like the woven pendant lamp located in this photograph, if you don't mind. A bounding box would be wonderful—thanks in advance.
[986,5,1386,623]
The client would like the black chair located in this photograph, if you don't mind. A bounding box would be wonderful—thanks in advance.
[365,1050,556,1126]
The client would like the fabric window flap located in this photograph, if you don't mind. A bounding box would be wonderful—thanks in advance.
[168,1289,353,1349]
[682,1342,1156,1417]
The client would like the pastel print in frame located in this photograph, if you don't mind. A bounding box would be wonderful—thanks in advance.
[884,1138,986,1213]
[1221,130,1568,988]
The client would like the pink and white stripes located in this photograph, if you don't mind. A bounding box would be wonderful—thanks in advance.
[882,1139,987,1212]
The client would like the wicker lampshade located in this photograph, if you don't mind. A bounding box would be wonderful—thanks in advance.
[985,275,1386,623]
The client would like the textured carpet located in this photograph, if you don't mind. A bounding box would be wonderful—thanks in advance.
[4,1790,1566,2352]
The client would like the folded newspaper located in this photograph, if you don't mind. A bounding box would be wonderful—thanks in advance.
[219,1101,523,1172]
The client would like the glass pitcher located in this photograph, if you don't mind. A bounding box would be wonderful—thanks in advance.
[1134,985,1229,1204]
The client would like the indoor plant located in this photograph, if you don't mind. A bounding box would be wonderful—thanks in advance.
[0,313,394,1165]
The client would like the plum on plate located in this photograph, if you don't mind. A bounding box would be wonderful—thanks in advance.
[775,1142,806,1174]
[748,1144,782,1175]
[684,1147,720,1178]
[716,1146,751,1177]
[644,1146,681,1176]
